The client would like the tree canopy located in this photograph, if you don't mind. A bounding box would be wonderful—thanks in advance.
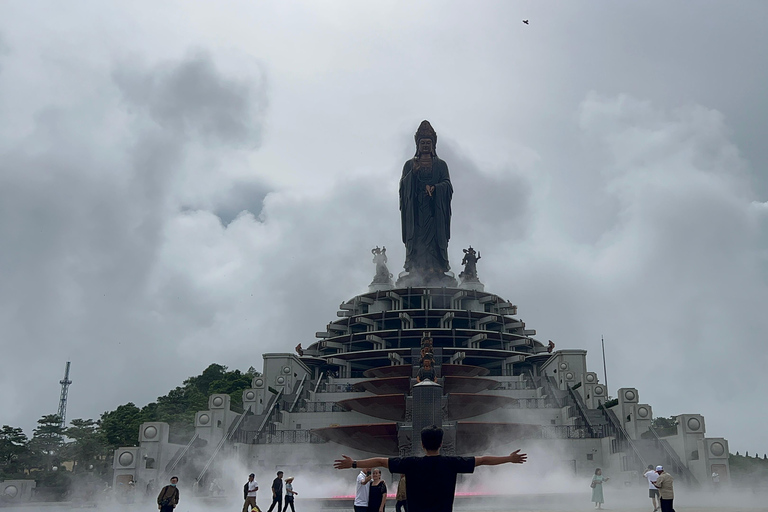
[0,363,258,485]
[100,363,258,447]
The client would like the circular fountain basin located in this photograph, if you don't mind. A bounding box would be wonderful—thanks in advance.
[312,423,398,455]
[337,394,406,421]
[446,393,518,420]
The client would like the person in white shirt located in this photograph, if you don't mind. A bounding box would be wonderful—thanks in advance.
[354,470,372,512]
[243,473,260,512]
[643,465,660,512]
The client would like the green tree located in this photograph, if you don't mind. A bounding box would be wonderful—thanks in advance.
[64,419,108,473]
[100,403,146,449]
[101,364,261,447]
[0,425,29,478]
[28,414,64,471]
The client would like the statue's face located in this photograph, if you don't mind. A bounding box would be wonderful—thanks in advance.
[418,138,433,155]
[424,359,432,369]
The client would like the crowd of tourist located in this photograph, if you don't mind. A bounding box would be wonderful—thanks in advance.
[151,426,679,512]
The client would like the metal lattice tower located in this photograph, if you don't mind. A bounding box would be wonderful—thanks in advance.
[57,361,72,429]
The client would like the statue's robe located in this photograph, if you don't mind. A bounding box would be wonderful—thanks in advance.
[399,156,453,275]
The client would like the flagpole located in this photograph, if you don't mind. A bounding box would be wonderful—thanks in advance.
[601,335,608,393]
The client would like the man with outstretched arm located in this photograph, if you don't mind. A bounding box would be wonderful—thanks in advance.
[334,425,527,512]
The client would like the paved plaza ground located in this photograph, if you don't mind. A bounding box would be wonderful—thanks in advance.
[3,490,768,512]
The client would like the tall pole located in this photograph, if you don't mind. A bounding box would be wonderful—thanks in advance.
[57,362,72,429]
[601,336,608,393]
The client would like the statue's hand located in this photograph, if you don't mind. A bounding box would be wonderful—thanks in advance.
[426,185,435,196]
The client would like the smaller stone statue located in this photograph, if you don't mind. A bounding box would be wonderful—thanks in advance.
[458,246,481,282]
[416,332,436,382]
[295,343,304,356]
[417,355,436,383]
[420,331,434,363]
[369,246,394,291]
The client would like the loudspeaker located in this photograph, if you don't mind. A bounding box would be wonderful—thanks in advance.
[243,388,257,403]
[114,447,139,469]
[621,388,639,404]
[196,411,213,427]
[633,404,653,421]
[139,423,165,443]
[680,414,705,434]
[705,438,728,459]
[209,394,230,410]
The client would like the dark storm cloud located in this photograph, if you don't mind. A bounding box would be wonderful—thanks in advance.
[2,0,768,456]
[113,51,267,148]
[212,181,271,225]
[0,45,270,433]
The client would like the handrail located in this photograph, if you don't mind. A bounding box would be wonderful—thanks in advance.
[313,372,325,394]
[163,433,199,476]
[567,385,599,437]
[290,374,308,413]
[603,407,649,469]
[648,426,698,485]
[543,375,566,408]
[255,388,285,440]
[195,403,253,484]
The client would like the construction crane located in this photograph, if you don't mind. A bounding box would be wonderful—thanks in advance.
[57,362,72,429]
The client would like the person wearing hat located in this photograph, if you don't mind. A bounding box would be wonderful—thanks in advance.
[282,476,298,512]
[243,473,260,512]
[653,466,675,512]
[643,465,660,511]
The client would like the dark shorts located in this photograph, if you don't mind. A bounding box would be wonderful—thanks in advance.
[649,488,660,498]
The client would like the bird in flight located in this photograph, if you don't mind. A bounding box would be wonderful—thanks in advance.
[522,20,529,25]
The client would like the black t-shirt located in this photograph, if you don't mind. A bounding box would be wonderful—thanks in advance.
[388,455,475,512]
[272,477,283,495]
[367,481,388,512]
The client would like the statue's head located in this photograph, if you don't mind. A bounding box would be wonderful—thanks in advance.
[414,120,437,156]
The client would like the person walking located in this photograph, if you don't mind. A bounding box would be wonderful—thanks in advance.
[282,476,298,512]
[653,466,675,512]
[354,469,373,512]
[156,476,180,512]
[243,473,260,512]
[643,465,660,511]
[367,469,387,512]
[267,471,284,512]
[334,425,527,512]
[395,475,407,512]
[591,468,609,509]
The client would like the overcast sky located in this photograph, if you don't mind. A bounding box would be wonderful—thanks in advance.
[1,1,767,454]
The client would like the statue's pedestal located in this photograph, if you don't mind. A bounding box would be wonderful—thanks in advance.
[458,278,484,291]
[396,271,458,288]
[369,281,394,292]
